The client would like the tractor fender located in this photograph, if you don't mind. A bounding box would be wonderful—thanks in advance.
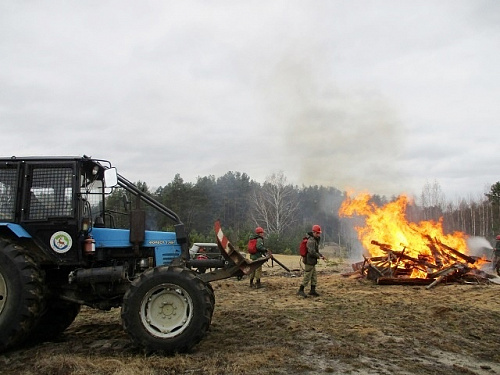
[0,223,32,239]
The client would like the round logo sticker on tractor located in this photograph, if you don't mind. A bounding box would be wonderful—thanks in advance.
[50,231,73,253]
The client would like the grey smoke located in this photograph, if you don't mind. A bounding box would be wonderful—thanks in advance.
[259,53,407,197]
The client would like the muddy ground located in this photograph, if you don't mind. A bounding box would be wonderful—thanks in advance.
[1,254,500,375]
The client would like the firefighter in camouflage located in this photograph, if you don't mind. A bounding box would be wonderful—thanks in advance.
[248,227,268,288]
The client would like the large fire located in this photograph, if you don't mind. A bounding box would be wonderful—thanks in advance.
[339,192,484,279]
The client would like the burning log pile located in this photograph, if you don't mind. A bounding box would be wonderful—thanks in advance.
[338,193,499,289]
[347,239,494,289]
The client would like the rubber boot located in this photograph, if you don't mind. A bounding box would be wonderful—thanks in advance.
[256,279,262,289]
[249,278,254,288]
[297,285,307,298]
[309,285,320,297]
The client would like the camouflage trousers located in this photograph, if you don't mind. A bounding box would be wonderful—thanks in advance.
[302,264,317,288]
[250,265,262,280]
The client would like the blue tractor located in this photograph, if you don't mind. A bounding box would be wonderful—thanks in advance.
[0,156,264,354]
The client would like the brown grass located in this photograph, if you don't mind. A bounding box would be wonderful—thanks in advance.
[1,255,500,375]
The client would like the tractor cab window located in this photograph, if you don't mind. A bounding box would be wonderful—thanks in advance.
[79,172,105,227]
[27,167,74,220]
[0,168,17,221]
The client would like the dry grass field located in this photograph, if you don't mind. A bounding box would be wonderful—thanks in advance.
[1,254,500,375]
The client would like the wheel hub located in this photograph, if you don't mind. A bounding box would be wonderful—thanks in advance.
[141,284,193,338]
[159,301,175,317]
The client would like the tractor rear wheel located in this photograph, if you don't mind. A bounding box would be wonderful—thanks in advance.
[0,239,45,352]
[121,266,214,354]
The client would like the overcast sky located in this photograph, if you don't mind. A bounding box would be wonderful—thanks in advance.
[1,1,499,201]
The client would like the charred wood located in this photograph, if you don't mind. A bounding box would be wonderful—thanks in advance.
[426,264,466,279]
[433,239,476,265]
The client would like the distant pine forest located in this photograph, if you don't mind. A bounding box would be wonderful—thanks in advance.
[105,171,500,256]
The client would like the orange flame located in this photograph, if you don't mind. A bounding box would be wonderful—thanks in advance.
[338,192,482,276]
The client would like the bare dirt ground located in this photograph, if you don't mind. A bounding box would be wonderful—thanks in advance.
[1,254,500,375]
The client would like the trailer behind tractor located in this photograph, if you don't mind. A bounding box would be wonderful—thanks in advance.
[0,155,266,354]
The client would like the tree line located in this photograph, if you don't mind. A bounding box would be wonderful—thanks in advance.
[105,173,500,256]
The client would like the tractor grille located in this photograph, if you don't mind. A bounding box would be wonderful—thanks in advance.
[0,168,18,221]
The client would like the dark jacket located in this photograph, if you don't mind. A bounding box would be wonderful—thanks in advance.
[249,233,267,260]
[304,232,322,266]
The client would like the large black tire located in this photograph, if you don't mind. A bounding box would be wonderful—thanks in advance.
[206,282,215,307]
[121,266,214,354]
[0,239,45,352]
[206,282,215,324]
[30,300,81,343]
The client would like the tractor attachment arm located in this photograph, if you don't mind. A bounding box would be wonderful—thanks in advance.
[195,221,269,283]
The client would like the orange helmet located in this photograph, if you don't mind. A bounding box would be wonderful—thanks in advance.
[255,227,264,234]
[312,224,322,233]
[496,235,500,240]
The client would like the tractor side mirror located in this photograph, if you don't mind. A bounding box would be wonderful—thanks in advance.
[104,168,118,188]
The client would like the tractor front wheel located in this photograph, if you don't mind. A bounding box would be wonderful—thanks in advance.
[121,266,213,354]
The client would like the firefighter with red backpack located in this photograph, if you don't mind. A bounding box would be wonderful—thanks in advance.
[297,224,326,297]
[247,226,269,288]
